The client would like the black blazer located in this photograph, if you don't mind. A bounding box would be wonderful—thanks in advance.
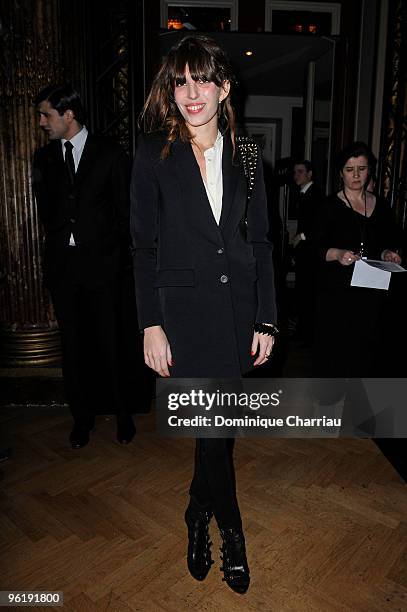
[130,131,277,377]
[33,133,130,287]
[296,182,323,238]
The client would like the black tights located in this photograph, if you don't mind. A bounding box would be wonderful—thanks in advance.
[189,438,242,529]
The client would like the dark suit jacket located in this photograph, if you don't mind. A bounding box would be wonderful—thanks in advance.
[130,131,277,377]
[33,133,130,287]
[296,182,323,239]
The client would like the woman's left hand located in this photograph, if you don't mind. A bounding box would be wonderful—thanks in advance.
[382,249,402,264]
[251,331,275,366]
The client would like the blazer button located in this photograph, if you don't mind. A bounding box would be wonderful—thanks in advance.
[217,248,224,254]
[220,275,228,284]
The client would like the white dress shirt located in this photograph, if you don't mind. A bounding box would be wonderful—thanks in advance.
[202,131,223,225]
[298,180,313,240]
[61,126,88,245]
[300,180,313,194]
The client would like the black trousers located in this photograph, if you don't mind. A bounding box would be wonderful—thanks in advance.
[49,250,126,427]
[294,242,318,342]
[189,438,242,529]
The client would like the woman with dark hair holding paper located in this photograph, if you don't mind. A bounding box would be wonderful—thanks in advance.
[130,35,278,593]
[313,141,402,377]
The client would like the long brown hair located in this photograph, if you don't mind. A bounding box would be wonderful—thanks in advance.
[140,35,237,158]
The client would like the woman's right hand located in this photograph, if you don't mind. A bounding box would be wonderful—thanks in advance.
[143,325,173,377]
[326,248,360,266]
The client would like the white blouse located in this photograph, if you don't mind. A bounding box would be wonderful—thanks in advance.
[202,131,223,225]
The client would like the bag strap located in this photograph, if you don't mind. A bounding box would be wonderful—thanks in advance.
[236,135,259,200]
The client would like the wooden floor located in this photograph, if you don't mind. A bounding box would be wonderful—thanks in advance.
[1,404,407,612]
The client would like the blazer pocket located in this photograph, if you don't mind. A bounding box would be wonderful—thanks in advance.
[247,260,258,281]
[154,268,195,287]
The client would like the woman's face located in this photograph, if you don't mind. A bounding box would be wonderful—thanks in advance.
[174,64,230,133]
[341,155,369,191]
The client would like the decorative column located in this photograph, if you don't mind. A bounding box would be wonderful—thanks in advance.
[0,0,63,365]
[378,0,407,229]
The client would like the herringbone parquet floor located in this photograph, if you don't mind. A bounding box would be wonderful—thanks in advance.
[1,404,407,612]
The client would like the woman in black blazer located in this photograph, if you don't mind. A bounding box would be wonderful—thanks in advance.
[131,35,278,594]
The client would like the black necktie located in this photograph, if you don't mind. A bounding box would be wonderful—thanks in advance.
[64,141,75,185]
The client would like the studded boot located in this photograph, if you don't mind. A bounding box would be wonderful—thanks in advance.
[185,504,214,581]
[219,527,250,594]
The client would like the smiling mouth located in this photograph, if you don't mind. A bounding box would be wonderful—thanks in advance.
[186,104,205,114]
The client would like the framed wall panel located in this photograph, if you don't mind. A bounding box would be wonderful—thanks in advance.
[265,1,340,35]
[160,0,239,31]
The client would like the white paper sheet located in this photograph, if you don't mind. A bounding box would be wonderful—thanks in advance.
[351,259,406,290]
[363,259,406,272]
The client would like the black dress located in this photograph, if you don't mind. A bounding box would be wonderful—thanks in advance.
[312,194,402,377]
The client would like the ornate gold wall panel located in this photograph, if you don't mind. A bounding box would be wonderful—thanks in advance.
[0,0,63,365]
[378,0,407,229]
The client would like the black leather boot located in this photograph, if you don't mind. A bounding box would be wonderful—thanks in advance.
[219,527,250,594]
[185,504,214,581]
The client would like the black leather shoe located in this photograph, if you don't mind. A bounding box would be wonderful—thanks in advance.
[220,528,250,594]
[185,504,214,581]
[116,414,136,444]
[69,425,92,449]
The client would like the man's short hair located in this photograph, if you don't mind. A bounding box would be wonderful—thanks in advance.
[293,159,313,174]
[35,84,85,125]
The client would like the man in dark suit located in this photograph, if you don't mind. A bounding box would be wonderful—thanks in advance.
[292,160,323,344]
[33,84,136,448]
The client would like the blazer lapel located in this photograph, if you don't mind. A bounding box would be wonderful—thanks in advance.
[49,140,71,189]
[219,135,242,229]
[173,139,220,231]
[74,135,98,187]
[172,135,244,233]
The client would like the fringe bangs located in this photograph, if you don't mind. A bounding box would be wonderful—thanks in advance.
[167,43,223,87]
